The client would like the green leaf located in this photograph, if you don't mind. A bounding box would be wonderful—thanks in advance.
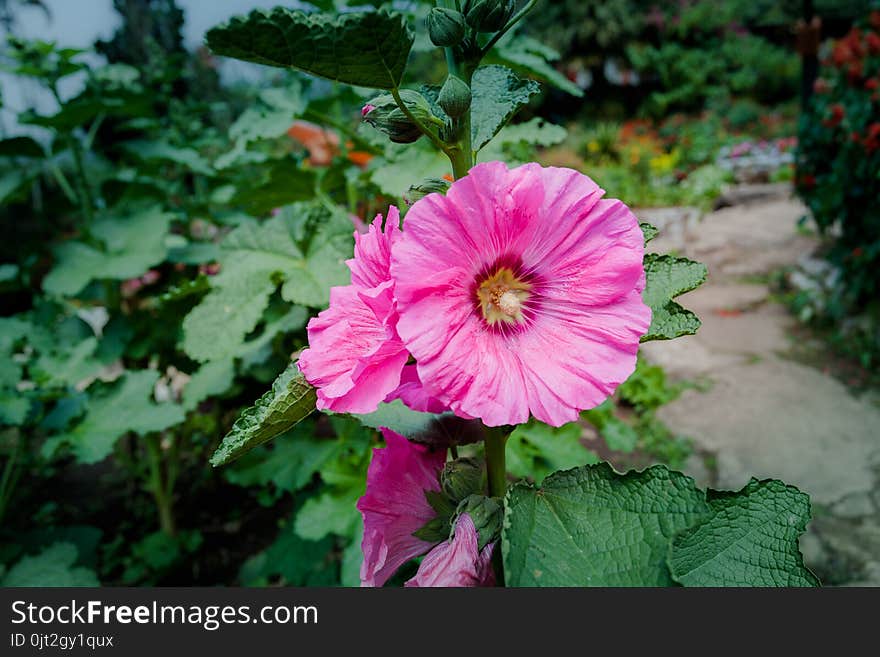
[206,8,414,90]
[641,253,707,342]
[182,202,351,362]
[494,36,583,98]
[368,146,449,199]
[503,464,709,586]
[181,359,236,412]
[210,362,317,467]
[669,479,820,587]
[507,420,598,484]
[2,542,99,587]
[640,222,659,244]
[0,136,44,158]
[225,428,339,495]
[231,159,317,214]
[42,206,173,297]
[123,140,214,176]
[239,521,337,586]
[294,486,363,541]
[470,65,540,151]
[54,371,185,464]
[354,399,484,448]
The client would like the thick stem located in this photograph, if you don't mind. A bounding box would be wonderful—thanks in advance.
[484,427,509,499]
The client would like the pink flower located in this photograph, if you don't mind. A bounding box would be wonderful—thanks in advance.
[361,104,376,118]
[298,208,409,413]
[405,514,496,588]
[386,365,450,414]
[390,162,651,427]
[357,428,446,587]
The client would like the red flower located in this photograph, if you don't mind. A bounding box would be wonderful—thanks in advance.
[850,131,862,144]
[864,123,880,152]
[867,31,880,54]
[871,11,880,30]
[848,61,864,83]
[823,103,845,128]
[852,247,864,258]
[866,77,880,91]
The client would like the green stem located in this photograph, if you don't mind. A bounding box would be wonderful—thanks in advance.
[484,427,509,498]
[480,0,539,58]
[0,434,21,526]
[51,86,95,225]
[146,434,176,536]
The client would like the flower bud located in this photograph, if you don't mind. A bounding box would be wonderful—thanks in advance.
[465,0,515,33]
[361,90,438,144]
[440,457,484,502]
[456,494,502,549]
[404,178,451,205]
[427,7,466,47]
[438,75,472,119]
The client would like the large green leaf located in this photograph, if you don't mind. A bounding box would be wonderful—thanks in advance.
[52,370,185,464]
[182,202,352,362]
[503,464,709,586]
[206,8,414,90]
[470,65,540,151]
[42,206,173,297]
[669,479,820,587]
[210,362,317,467]
[641,253,707,342]
[231,159,317,215]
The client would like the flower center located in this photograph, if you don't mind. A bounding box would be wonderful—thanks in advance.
[476,267,531,326]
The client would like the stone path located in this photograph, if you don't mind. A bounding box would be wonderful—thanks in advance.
[636,186,880,586]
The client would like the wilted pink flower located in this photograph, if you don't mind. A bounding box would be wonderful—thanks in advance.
[357,428,446,587]
[361,104,376,118]
[391,162,651,427]
[298,209,409,413]
[405,514,496,588]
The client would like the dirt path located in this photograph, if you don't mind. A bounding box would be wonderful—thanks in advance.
[637,185,880,586]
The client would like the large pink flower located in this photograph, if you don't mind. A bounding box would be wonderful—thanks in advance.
[390,162,651,427]
[298,209,409,413]
[357,428,446,587]
[405,514,496,588]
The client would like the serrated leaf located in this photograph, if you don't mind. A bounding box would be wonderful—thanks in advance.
[503,463,710,586]
[669,479,820,587]
[206,8,414,90]
[470,65,540,151]
[182,202,351,362]
[641,253,707,342]
[2,542,99,587]
[640,222,659,244]
[54,370,185,464]
[210,362,317,466]
[42,206,173,297]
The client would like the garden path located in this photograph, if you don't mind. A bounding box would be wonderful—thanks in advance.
[637,186,880,586]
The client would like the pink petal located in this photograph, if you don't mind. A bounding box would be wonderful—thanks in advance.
[357,428,447,587]
[405,514,496,588]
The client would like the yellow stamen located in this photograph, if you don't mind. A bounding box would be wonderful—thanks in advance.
[476,267,531,326]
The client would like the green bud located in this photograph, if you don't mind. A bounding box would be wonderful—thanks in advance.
[438,75,472,119]
[404,178,451,206]
[465,0,515,33]
[426,7,466,47]
[456,494,502,550]
[361,89,439,144]
[440,457,484,502]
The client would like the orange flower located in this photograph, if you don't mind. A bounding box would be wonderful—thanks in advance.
[287,120,373,168]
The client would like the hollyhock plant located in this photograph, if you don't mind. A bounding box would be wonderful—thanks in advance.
[405,514,495,588]
[391,161,651,427]
[206,2,819,590]
[297,208,409,414]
